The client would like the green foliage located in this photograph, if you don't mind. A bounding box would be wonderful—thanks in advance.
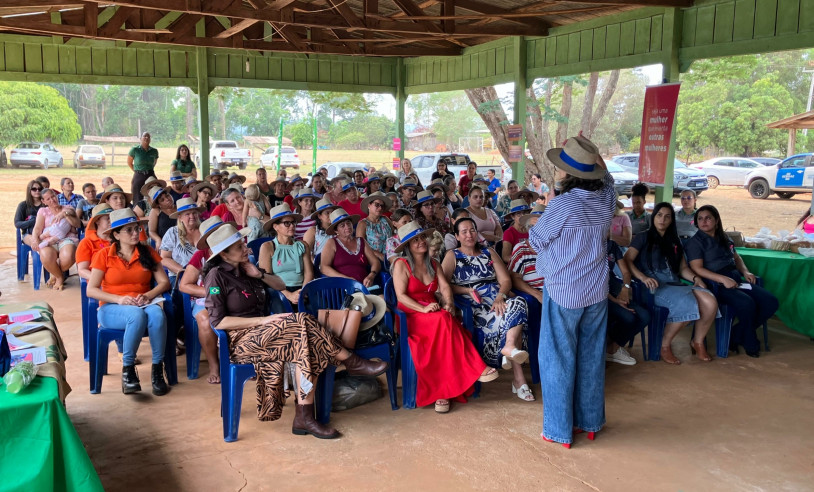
[408,91,485,143]
[288,121,314,148]
[328,113,394,149]
[0,82,81,145]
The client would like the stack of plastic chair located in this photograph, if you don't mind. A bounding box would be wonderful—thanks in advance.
[16,228,30,281]
[299,277,398,424]
[511,290,541,384]
[88,292,179,393]
[384,279,417,408]
[631,281,668,361]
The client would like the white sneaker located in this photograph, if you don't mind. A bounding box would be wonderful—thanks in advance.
[606,346,637,365]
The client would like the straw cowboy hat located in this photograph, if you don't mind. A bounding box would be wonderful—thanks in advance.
[472,174,490,185]
[139,176,167,198]
[399,177,418,189]
[87,203,114,231]
[361,191,392,215]
[190,181,216,202]
[348,292,387,331]
[519,204,546,228]
[145,185,171,205]
[310,197,340,221]
[289,174,304,185]
[169,197,206,219]
[394,221,435,253]
[227,172,247,184]
[427,178,448,193]
[168,170,185,183]
[415,190,442,207]
[205,170,223,183]
[546,135,606,180]
[262,203,303,231]
[227,182,244,194]
[101,184,132,203]
[197,215,239,250]
[293,187,318,203]
[325,208,360,235]
[99,208,148,237]
[204,223,251,262]
[181,176,198,193]
[505,199,531,218]
[517,189,540,202]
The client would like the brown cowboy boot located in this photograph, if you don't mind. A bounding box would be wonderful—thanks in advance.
[343,353,388,377]
[292,403,340,439]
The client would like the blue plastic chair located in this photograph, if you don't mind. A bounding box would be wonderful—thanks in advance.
[452,295,483,398]
[16,228,30,281]
[248,237,274,261]
[87,292,179,394]
[384,279,417,409]
[704,276,769,356]
[511,290,541,385]
[30,250,49,290]
[299,277,398,424]
[313,253,322,278]
[215,328,256,442]
[631,281,668,361]
[80,278,90,361]
[180,292,203,380]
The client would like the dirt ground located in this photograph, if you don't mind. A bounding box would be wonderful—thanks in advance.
[2,246,814,491]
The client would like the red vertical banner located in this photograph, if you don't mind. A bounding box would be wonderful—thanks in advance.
[638,83,681,185]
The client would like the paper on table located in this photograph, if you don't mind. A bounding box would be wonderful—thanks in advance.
[8,310,43,323]
[738,282,753,290]
[5,333,34,351]
[10,347,47,366]
[7,322,46,335]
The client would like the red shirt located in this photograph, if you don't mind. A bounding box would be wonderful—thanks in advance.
[502,226,528,250]
[338,199,367,219]
[459,175,474,197]
[211,203,229,218]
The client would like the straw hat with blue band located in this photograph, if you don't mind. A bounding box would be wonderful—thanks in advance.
[101,184,133,203]
[506,199,531,218]
[146,185,171,205]
[196,216,240,250]
[361,191,392,215]
[262,203,303,231]
[170,197,206,219]
[226,172,246,184]
[190,181,216,202]
[325,208,360,235]
[99,208,148,237]
[399,177,418,189]
[349,292,386,331]
[519,204,546,228]
[181,176,198,193]
[294,187,318,203]
[205,170,223,183]
[339,180,356,193]
[427,178,448,193]
[310,197,340,221]
[545,135,606,180]
[289,174,304,184]
[87,203,114,231]
[517,189,540,203]
[472,174,490,185]
[140,176,167,198]
[394,221,435,253]
[415,190,442,206]
[169,170,185,183]
[205,224,251,262]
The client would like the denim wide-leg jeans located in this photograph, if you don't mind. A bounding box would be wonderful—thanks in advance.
[539,287,607,444]
[98,303,167,366]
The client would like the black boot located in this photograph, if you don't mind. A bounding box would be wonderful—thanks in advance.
[292,403,340,439]
[151,362,169,396]
[122,365,141,394]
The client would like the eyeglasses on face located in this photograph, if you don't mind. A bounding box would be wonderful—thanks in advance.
[680,196,694,200]
[279,221,296,227]
[121,225,143,234]
[371,202,384,208]
[31,187,42,192]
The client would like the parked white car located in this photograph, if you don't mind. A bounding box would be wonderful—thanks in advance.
[690,157,763,188]
[409,152,502,186]
[10,142,63,169]
[73,144,106,169]
[744,153,814,199]
[261,146,301,169]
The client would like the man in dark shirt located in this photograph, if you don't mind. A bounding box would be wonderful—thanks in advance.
[128,132,159,204]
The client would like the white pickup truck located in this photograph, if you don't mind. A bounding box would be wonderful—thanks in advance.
[200,140,251,170]
[409,153,503,185]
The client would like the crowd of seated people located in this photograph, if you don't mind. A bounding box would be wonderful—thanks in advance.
[14,151,780,440]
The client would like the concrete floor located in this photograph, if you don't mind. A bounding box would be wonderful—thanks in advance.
[3,252,814,492]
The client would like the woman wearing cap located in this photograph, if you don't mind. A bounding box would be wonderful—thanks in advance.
[322,208,381,288]
[159,197,203,278]
[30,188,81,290]
[415,190,449,236]
[396,158,414,184]
[393,221,498,413]
[685,205,777,358]
[292,188,317,241]
[134,176,166,217]
[337,180,366,219]
[76,204,113,280]
[203,223,388,438]
[258,204,314,306]
[167,171,187,203]
[610,201,633,247]
[356,191,393,262]
[363,174,381,196]
[442,217,531,398]
[178,216,232,384]
[191,181,217,220]
[171,144,197,179]
[397,178,418,209]
[146,186,177,251]
[15,180,45,250]
[500,199,532,264]
[303,198,338,257]
[284,175,305,207]
[465,186,502,246]
[87,209,171,396]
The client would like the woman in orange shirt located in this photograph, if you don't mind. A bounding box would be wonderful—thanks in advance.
[87,208,171,396]
[76,203,112,280]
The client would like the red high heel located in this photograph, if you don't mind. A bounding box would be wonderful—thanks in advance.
[573,428,597,440]
[541,434,571,449]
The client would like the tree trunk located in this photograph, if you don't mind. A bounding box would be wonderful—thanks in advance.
[218,97,226,139]
[581,72,598,136]
[555,81,573,147]
[524,87,556,187]
[464,86,512,165]
[588,69,620,137]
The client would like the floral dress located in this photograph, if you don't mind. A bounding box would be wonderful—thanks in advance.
[362,216,392,254]
[451,248,527,367]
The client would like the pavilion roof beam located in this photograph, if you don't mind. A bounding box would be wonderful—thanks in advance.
[453,0,548,29]
[545,0,692,6]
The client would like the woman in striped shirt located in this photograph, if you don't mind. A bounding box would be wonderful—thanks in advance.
[292,188,317,241]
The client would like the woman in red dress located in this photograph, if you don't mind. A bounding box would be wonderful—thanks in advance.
[391,221,498,413]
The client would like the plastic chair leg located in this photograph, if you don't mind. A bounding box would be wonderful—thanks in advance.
[762,322,770,352]
[186,321,201,380]
[92,331,115,394]
[400,344,418,410]
[32,251,43,290]
[81,280,90,361]
[316,366,337,424]
[223,366,252,442]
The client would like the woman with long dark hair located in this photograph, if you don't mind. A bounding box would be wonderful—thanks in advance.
[87,208,171,395]
[15,179,45,248]
[171,144,197,179]
[624,202,718,365]
[685,205,778,357]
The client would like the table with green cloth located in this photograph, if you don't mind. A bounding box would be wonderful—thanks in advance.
[0,302,103,492]
[736,248,814,338]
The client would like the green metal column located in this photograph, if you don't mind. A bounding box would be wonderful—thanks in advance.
[395,58,406,162]
[196,47,211,177]
[512,36,528,187]
[655,8,682,203]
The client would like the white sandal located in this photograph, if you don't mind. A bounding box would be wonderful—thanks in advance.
[512,383,535,402]
[435,399,450,413]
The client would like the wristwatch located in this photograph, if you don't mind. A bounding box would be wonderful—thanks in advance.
[623,283,631,289]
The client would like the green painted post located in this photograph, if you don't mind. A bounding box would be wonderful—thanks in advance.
[195,47,211,177]
[655,8,683,203]
[277,119,283,172]
[512,36,528,187]
[395,59,406,164]
[312,112,318,174]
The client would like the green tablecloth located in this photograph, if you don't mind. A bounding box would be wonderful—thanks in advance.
[736,248,814,338]
[0,376,103,492]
